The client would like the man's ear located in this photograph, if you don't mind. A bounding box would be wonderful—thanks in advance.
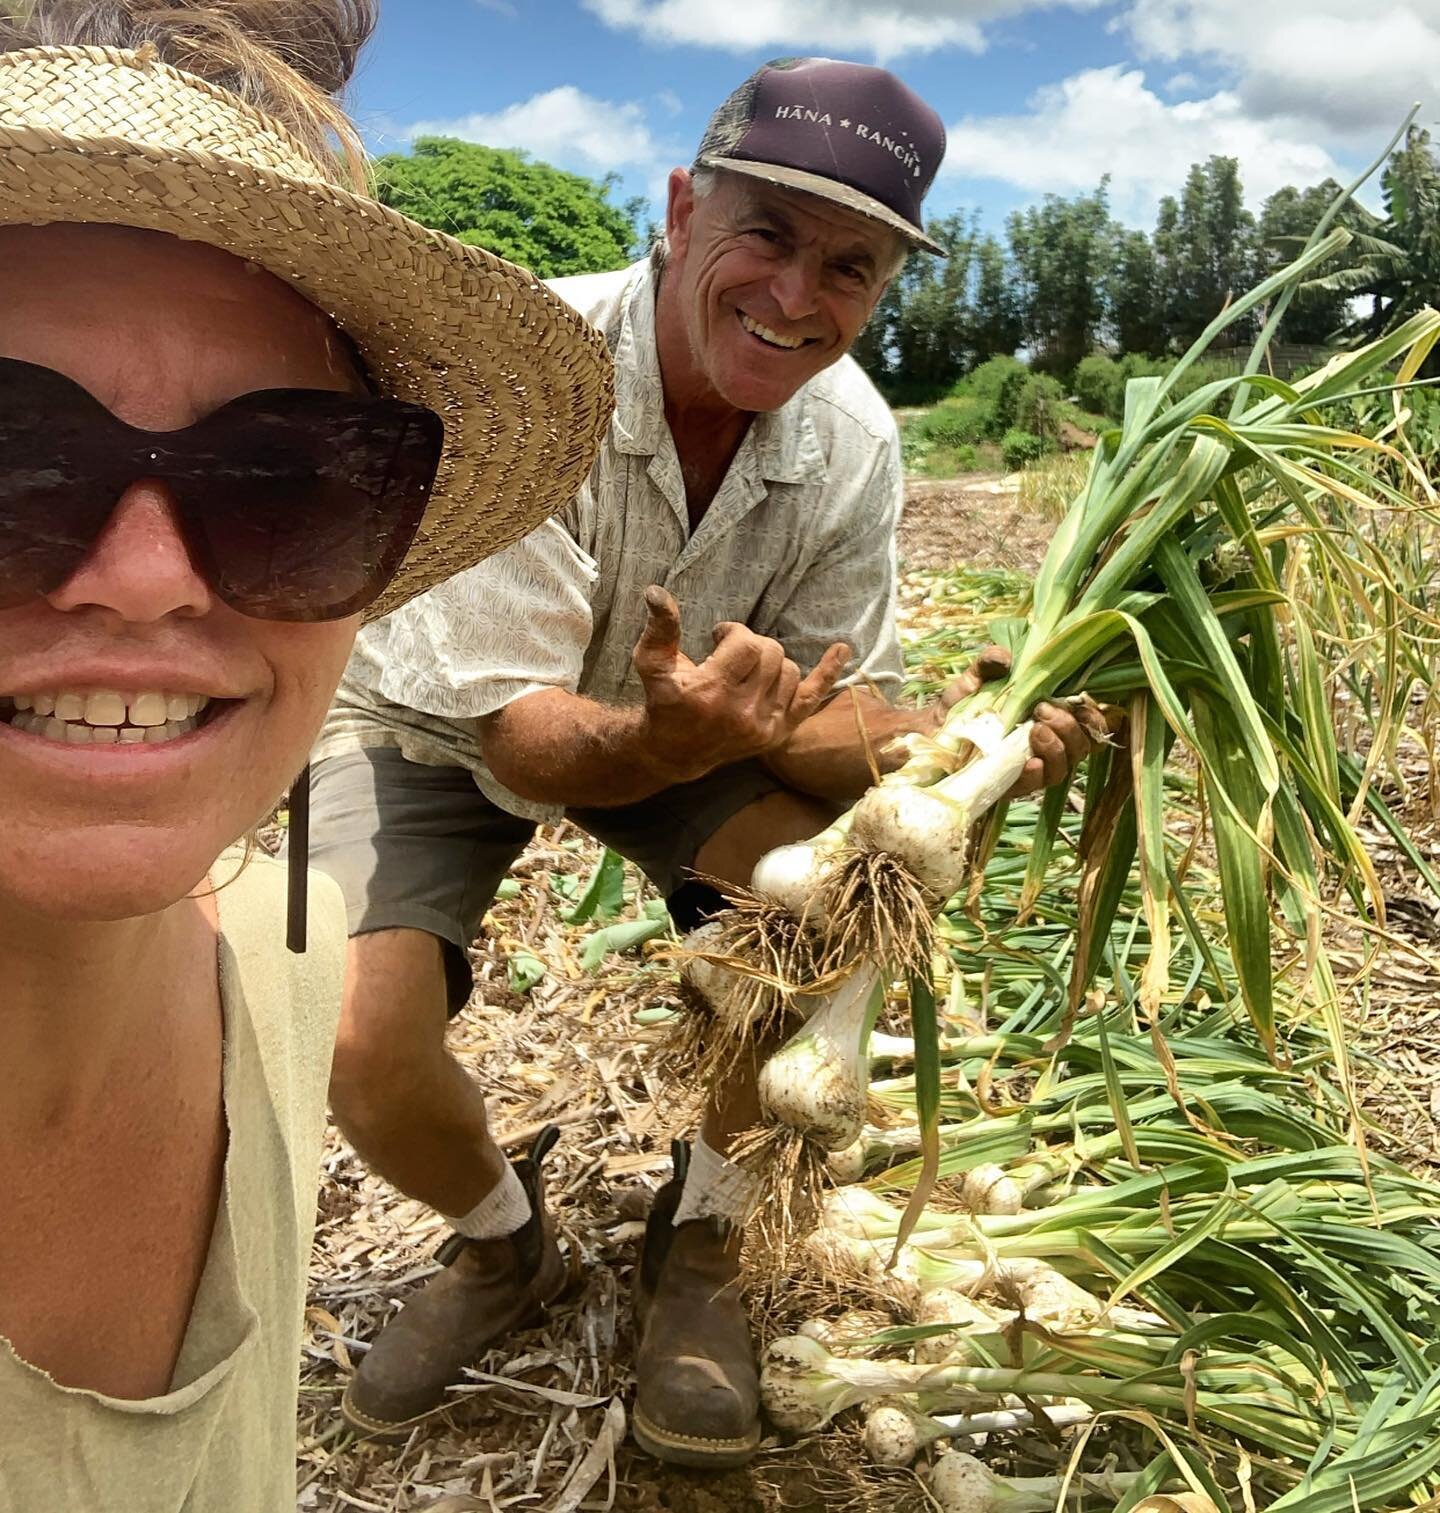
[667,167,696,260]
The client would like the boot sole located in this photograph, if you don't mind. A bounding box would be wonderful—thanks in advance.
[631,1406,762,1469]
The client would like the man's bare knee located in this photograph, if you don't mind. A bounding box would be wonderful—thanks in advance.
[693,788,839,889]
[330,927,453,1119]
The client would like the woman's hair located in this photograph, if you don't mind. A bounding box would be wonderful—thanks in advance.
[0,1,377,188]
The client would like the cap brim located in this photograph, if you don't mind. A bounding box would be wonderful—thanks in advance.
[700,155,944,257]
[0,135,614,623]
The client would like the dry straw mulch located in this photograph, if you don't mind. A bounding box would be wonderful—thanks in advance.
[293,478,1440,1511]
[294,825,925,1513]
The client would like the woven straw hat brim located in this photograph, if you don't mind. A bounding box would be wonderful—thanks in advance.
[0,46,614,622]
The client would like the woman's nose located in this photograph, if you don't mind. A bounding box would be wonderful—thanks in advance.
[44,480,214,622]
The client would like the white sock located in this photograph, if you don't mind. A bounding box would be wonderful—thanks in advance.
[445,1162,531,1240]
[672,1134,761,1228]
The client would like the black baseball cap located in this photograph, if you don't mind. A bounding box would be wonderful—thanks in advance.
[695,57,947,256]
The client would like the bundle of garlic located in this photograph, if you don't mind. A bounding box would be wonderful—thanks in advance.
[684,222,1440,1251]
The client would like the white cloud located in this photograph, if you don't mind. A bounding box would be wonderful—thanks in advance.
[407,86,666,178]
[944,65,1343,225]
[580,0,1104,61]
[1119,0,1440,140]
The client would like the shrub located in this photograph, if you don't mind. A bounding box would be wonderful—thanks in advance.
[1118,352,1168,386]
[1404,384,1440,462]
[1014,373,1067,440]
[916,396,989,448]
[1002,428,1049,470]
[1165,356,1238,406]
[955,355,1030,437]
[950,443,979,471]
[1070,354,1240,424]
[1073,354,1124,419]
[899,428,931,471]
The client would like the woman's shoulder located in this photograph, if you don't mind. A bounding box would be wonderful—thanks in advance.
[212,848,347,1035]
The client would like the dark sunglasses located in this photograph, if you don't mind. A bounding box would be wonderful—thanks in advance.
[0,357,445,622]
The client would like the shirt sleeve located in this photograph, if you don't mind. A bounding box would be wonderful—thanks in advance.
[759,430,905,701]
[371,516,598,720]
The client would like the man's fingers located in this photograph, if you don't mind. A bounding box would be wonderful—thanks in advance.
[1026,721,1070,788]
[939,671,980,709]
[1033,700,1092,768]
[940,644,1012,709]
[774,657,801,714]
[633,585,683,680]
[710,623,776,684]
[790,641,851,721]
[1075,700,1114,747]
[973,645,1013,683]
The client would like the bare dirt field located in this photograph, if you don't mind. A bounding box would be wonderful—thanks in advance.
[294,476,1440,1512]
[895,476,1053,576]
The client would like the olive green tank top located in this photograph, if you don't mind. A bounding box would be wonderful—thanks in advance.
[0,853,346,1512]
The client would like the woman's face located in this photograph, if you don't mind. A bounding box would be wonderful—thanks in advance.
[0,224,364,922]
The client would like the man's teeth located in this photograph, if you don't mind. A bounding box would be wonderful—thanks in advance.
[3,690,212,745]
[740,313,807,350]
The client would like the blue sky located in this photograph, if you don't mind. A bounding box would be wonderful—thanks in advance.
[350,1,1439,238]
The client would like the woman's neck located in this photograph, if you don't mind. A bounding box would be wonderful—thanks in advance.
[0,894,218,1131]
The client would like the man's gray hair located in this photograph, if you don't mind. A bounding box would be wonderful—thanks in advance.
[690,165,722,200]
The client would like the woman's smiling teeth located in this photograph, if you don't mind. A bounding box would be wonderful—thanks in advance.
[3,690,214,745]
[739,312,809,350]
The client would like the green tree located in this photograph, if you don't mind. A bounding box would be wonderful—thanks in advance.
[1106,227,1166,356]
[1304,127,1440,364]
[1155,157,1260,349]
[850,279,901,383]
[373,137,642,277]
[891,213,978,393]
[1256,181,1355,343]
[1007,184,1113,374]
[970,234,1021,365]
[854,214,981,398]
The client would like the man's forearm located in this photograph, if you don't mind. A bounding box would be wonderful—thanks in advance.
[761,688,932,802]
[477,690,674,809]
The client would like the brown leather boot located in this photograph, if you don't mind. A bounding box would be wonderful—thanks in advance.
[631,1142,762,1468]
[342,1127,569,1441]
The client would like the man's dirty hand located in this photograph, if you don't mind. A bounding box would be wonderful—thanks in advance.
[631,586,850,785]
[938,644,1014,711]
[930,643,1105,796]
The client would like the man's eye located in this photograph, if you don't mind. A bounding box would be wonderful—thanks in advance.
[745,227,781,245]
[834,264,867,286]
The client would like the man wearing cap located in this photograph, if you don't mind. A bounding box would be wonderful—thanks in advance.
[310,58,1092,1465]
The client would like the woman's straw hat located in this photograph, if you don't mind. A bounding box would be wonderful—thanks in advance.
[0,45,614,621]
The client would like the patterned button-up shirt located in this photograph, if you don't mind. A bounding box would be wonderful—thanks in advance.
[316,254,904,821]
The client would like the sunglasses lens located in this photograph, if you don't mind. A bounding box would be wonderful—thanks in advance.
[192,404,440,621]
[0,362,443,623]
[0,362,122,608]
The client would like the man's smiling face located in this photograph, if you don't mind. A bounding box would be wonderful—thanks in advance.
[662,168,902,414]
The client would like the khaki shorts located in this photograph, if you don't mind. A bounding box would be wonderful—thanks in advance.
[305,746,782,1010]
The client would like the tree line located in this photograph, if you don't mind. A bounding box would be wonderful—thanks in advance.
[371,129,1440,398]
[854,128,1440,401]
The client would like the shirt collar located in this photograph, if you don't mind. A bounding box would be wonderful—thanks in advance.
[610,257,829,488]
[608,259,666,458]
